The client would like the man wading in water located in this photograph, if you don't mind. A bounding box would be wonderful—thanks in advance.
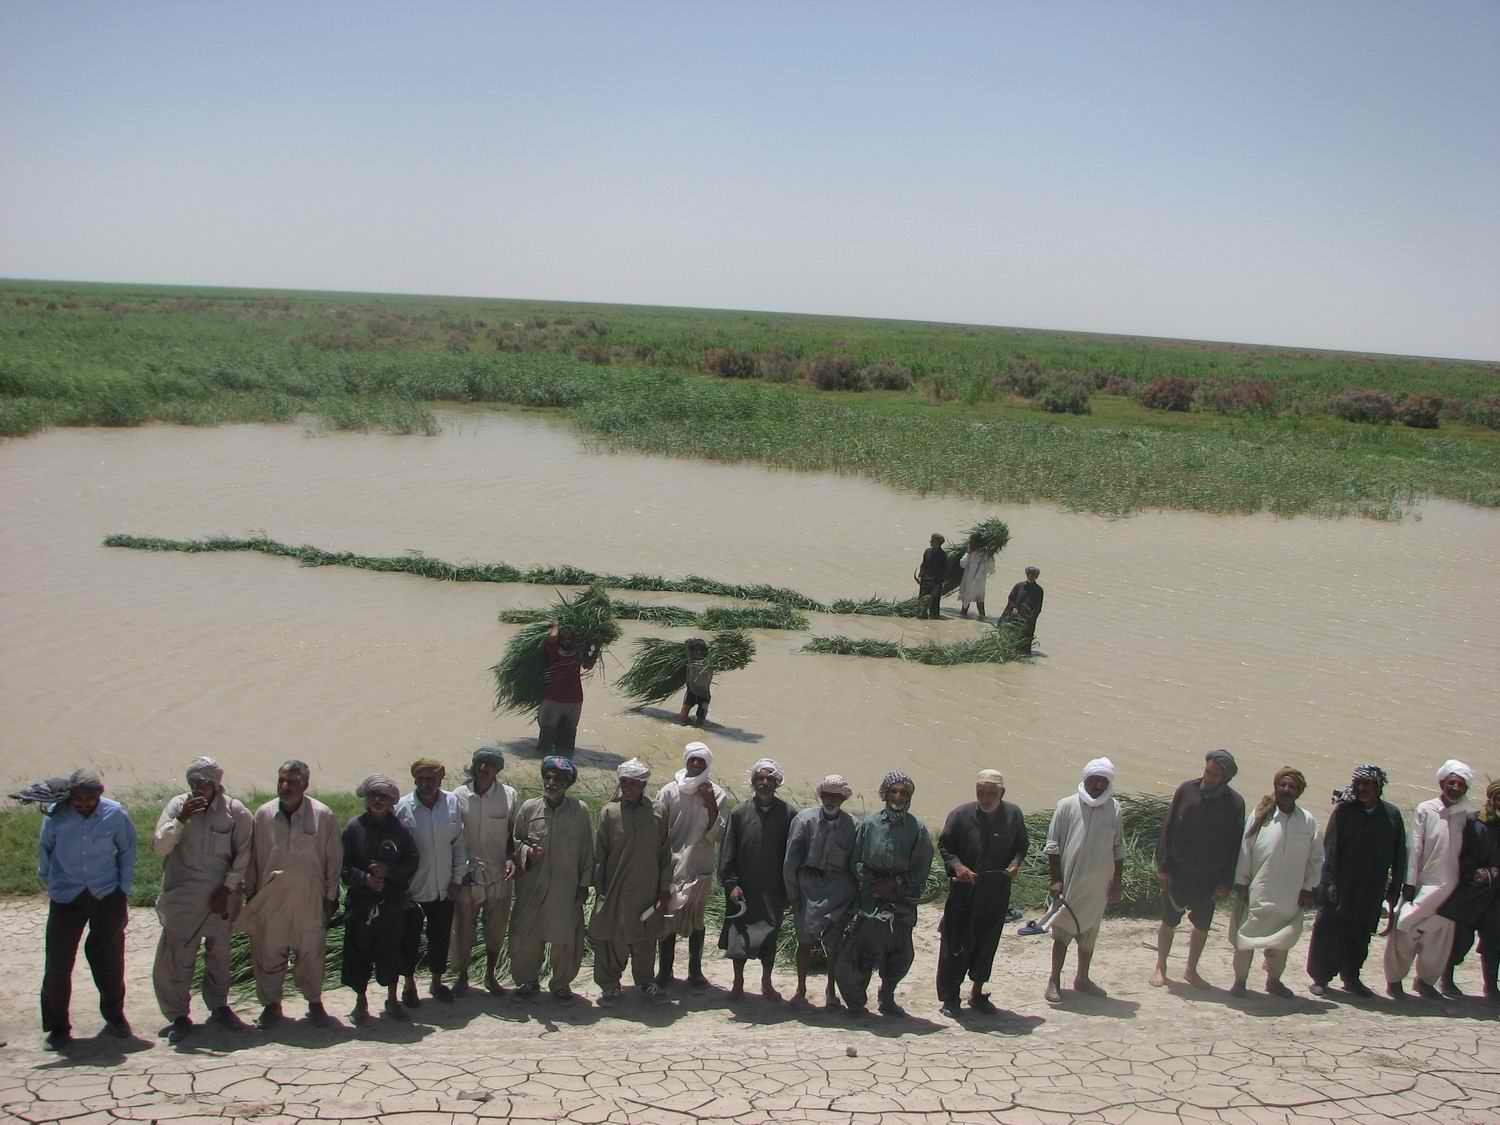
[914,534,948,620]
[538,623,598,758]
[1001,566,1044,651]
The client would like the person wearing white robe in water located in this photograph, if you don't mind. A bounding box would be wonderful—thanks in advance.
[1230,767,1321,997]
[1043,758,1124,1004]
[654,741,730,988]
[957,535,996,619]
[1385,759,1472,998]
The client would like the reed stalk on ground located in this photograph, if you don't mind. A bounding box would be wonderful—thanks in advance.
[802,628,1028,665]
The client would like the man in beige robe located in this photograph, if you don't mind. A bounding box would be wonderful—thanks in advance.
[240,759,342,1027]
[452,746,518,995]
[589,758,671,1005]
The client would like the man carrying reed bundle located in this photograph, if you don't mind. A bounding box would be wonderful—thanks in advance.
[678,637,713,726]
[937,769,1029,1017]
[835,769,934,1018]
[914,534,948,620]
[340,775,418,1024]
[241,760,342,1028]
[510,757,594,1002]
[719,758,795,1001]
[151,755,254,1042]
[785,775,857,1010]
[396,758,466,1006]
[589,759,671,1005]
[654,742,729,989]
[540,622,599,758]
[451,746,518,996]
[957,534,998,619]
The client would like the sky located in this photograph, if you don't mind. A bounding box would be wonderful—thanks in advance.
[2,1,1497,359]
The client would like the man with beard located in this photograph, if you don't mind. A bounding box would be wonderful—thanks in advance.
[241,760,342,1028]
[835,769,935,1018]
[509,757,594,1002]
[451,746,518,996]
[784,775,857,1009]
[1151,749,1245,990]
[340,775,418,1024]
[1000,566,1045,651]
[1306,764,1405,998]
[1385,760,1473,998]
[1230,767,1322,997]
[1043,758,1124,1005]
[1438,782,1499,998]
[589,758,671,1005]
[719,758,795,1001]
[937,769,1029,1017]
[654,742,729,989]
[152,756,254,1043]
[396,758,466,1006]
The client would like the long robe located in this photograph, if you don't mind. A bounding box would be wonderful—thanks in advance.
[1156,779,1245,906]
[655,772,729,937]
[510,796,593,945]
[1043,793,1124,937]
[340,812,419,990]
[588,799,670,947]
[938,800,1028,956]
[783,807,856,942]
[1320,799,1406,933]
[1399,797,1467,930]
[1231,805,1321,952]
[958,551,995,604]
[718,797,794,959]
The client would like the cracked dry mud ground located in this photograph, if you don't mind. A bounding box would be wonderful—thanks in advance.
[2,902,1497,1123]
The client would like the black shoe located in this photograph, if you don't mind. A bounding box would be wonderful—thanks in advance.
[1343,978,1375,999]
[1440,976,1464,999]
[104,1018,132,1039]
[431,983,454,1003]
[877,996,906,1017]
[44,1029,71,1051]
[165,1016,193,1044]
[939,999,962,1018]
[969,994,999,1014]
[1308,982,1329,997]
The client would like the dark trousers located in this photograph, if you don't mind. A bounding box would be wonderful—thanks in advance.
[834,915,915,1010]
[920,581,942,620]
[936,920,1004,1001]
[537,700,582,756]
[1448,907,1500,975]
[401,899,455,978]
[1306,906,1372,985]
[342,895,405,992]
[42,889,128,1034]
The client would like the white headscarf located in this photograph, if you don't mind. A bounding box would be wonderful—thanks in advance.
[677,742,713,790]
[748,758,785,786]
[1077,757,1117,808]
[1435,759,1474,786]
[617,758,652,782]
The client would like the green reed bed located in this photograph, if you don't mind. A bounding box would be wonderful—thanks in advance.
[502,602,808,631]
[802,627,1028,665]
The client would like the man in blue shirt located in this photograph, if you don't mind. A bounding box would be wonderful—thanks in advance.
[36,768,138,1050]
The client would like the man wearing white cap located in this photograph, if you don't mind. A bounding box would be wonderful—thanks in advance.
[1042,758,1124,1004]
[784,775,857,1008]
[451,746,518,996]
[654,742,729,989]
[937,769,1029,1016]
[152,756,254,1042]
[589,759,671,1004]
[1385,759,1473,998]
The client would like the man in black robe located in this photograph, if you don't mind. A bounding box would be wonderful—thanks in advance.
[1306,764,1406,998]
[718,758,794,1000]
[1439,781,1499,998]
[1151,748,1245,989]
[913,534,948,620]
[1000,566,1045,651]
[340,775,420,1023]
[936,768,1028,1017]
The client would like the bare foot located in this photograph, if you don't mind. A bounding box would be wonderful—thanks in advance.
[1229,980,1248,997]
[1184,969,1210,990]
[1074,977,1107,998]
[1149,966,1169,988]
[1044,980,1062,1005]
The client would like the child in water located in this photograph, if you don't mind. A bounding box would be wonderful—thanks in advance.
[678,637,712,726]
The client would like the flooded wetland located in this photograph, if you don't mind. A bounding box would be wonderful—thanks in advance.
[3,409,1495,816]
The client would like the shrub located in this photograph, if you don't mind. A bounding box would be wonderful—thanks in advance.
[806,354,867,391]
[1329,388,1395,424]
[755,351,799,383]
[859,361,914,390]
[1396,393,1442,429]
[703,347,757,378]
[1464,397,1500,430]
[1001,360,1045,398]
[1037,378,1092,415]
[1139,376,1196,412]
[1100,375,1137,397]
[1196,380,1276,416]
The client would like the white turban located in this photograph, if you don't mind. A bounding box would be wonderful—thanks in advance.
[976,769,1005,786]
[618,758,652,781]
[1436,759,1474,786]
[683,742,712,767]
[817,774,853,799]
[677,742,714,790]
[749,758,785,786]
[1077,757,1117,807]
[186,756,223,784]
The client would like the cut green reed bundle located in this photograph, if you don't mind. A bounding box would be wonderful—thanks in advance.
[500,602,807,631]
[491,584,621,716]
[616,630,756,705]
[801,627,1026,665]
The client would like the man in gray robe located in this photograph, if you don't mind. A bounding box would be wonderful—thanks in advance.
[784,774,856,1009]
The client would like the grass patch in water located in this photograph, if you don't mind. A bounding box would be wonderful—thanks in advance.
[802,627,1028,665]
[500,602,807,631]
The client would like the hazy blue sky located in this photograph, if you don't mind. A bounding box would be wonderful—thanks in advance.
[3,2,1496,358]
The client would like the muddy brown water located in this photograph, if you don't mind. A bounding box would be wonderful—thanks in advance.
[2,410,1496,820]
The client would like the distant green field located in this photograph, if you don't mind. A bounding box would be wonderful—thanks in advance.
[2,278,1497,516]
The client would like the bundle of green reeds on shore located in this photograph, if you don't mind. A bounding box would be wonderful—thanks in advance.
[617,631,756,705]
[491,584,621,716]
[802,626,1025,665]
[498,602,808,631]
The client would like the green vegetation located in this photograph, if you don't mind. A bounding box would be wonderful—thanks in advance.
[803,628,1028,665]
[491,585,621,716]
[500,601,808,631]
[616,631,756,706]
[6,280,1498,516]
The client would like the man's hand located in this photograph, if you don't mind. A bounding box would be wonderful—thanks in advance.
[366,872,385,893]
[503,859,517,881]
[1005,861,1021,879]
[1049,880,1064,898]
[529,844,545,867]
[208,886,230,918]
[178,795,209,823]
[697,785,718,814]
[368,861,387,879]
[1297,889,1315,908]
[1401,883,1416,903]
[730,886,745,902]
[1106,878,1122,906]
[951,863,978,885]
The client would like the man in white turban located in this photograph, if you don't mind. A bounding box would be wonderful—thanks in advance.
[1385,760,1473,997]
[589,759,671,1004]
[152,756,254,1042]
[1042,758,1124,1005]
[654,742,729,989]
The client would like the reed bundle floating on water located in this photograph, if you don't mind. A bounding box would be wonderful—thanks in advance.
[499,602,807,631]
[491,584,621,716]
[802,626,1026,665]
[616,631,756,705]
